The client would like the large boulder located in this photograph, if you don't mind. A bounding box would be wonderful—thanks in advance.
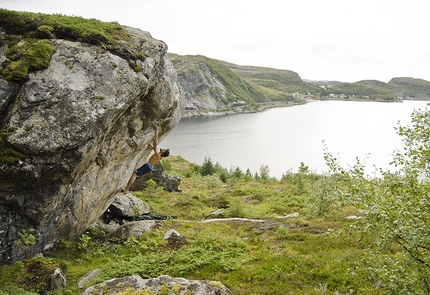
[108,192,151,217]
[0,25,183,264]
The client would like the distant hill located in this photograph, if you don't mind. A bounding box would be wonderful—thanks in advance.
[328,78,430,100]
[220,62,322,94]
[168,53,430,111]
[388,77,430,99]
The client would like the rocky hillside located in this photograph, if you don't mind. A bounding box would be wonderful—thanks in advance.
[0,10,183,264]
[168,53,287,110]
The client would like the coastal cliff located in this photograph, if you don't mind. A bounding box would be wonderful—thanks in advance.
[168,53,289,112]
[0,11,183,264]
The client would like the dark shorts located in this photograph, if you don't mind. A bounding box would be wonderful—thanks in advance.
[135,163,153,176]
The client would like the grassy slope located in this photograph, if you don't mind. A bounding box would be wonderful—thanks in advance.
[0,156,395,294]
[221,61,326,96]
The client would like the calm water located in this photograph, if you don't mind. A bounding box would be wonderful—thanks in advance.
[162,100,429,179]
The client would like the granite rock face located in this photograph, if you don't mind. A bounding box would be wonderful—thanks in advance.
[0,26,183,264]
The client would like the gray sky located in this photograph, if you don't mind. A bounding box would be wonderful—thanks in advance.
[2,0,429,82]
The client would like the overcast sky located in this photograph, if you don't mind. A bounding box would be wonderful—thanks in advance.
[2,0,429,82]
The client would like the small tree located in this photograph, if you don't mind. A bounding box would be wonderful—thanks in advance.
[306,174,340,217]
[259,164,270,183]
[145,179,158,197]
[200,157,215,176]
[298,162,310,174]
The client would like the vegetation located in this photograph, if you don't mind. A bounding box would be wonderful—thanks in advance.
[0,9,127,45]
[3,38,55,81]
[0,129,24,165]
[2,107,430,294]
[322,106,430,294]
[0,9,130,82]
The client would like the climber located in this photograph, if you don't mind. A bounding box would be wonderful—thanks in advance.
[122,127,170,193]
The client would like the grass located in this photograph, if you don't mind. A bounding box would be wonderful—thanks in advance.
[0,155,401,294]
[0,129,24,165]
[0,9,130,82]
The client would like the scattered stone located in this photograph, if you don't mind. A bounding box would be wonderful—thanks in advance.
[109,193,151,217]
[92,218,120,233]
[78,269,101,289]
[33,253,44,259]
[137,215,177,220]
[45,268,66,294]
[200,218,265,223]
[163,229,188,250]
[107,220,164,241]
[82,275,232,295]
[275,212,300,218]
[164,175,182,192]
[209,209,225,218]
[346,215,361,220]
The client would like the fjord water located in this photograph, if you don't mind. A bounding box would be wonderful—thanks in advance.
[162,100,429,179]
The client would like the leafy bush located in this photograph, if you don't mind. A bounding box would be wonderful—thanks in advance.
[306,175,342,217]
[324,106,430,292]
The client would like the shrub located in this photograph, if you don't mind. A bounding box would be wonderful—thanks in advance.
[306,175,341,217]
[200,157,215,176]
[324,106,430,292]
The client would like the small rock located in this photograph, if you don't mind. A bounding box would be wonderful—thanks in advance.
[284,212,300,218]
[46,268,66,293]
[107,220,163,241]
[209,209,225,218]
[78,269,101,289]
[345,215,361,220]
[163,229,188,250]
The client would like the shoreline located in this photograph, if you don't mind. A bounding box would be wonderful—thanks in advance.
[180,97,416,118]
[181,100,307,118]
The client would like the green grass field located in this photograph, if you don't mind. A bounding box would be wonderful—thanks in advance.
[0,156,404,294]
